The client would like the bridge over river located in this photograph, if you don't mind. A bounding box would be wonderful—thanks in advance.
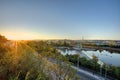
[57,46,104,66]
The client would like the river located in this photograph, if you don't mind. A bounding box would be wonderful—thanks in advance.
[58,48,120,66]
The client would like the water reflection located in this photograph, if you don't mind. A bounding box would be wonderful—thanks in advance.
[83,50,120,66]
[58,48,120,66]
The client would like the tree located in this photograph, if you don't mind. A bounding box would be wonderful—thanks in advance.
[115,66,120,79]
[0,34,8,42]
[92,54,98,63]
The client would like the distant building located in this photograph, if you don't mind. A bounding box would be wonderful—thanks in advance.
[115,41,120,46]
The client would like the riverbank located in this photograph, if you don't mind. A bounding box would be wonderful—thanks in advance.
[65,54,120,80]
[83,46,120,53]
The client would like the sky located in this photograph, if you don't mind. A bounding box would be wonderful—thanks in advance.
[0,0,120,40]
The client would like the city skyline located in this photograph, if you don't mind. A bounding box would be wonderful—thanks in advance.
[0,0,120,40]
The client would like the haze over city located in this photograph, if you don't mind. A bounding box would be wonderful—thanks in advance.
[0,0,120,40]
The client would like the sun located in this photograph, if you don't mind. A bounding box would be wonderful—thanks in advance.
[1,32,36,40]
[1,29,61,40]
[4,34,32,40]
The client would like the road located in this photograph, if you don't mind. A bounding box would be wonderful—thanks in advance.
[72,66,107,80]
[48,58,108,80]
